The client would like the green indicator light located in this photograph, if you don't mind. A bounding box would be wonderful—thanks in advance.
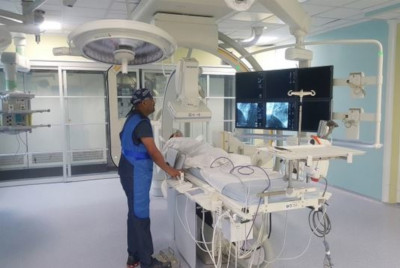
[378,51,383,56]
[235,65,240,71]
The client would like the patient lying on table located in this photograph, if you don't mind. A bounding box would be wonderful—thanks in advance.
[162,137,284,206]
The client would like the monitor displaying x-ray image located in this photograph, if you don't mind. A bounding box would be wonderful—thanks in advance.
[235,65,333,132]
[265,102,289,129]
[235,102,264,128]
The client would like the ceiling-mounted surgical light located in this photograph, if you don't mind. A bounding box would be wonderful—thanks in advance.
[224,0,256,11]
[53,20,177,73]
[113,45,136,74]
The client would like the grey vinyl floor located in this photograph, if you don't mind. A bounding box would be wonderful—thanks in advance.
[0,177,399,268]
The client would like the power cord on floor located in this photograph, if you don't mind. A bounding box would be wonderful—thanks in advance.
[323,238,333,268]
[308,204,333,268]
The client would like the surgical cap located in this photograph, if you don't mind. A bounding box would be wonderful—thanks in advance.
[131,88,153,105]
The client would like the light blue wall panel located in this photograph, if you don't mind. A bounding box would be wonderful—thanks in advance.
[307,20,389,200]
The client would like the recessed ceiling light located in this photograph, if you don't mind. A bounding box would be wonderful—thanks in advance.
[40,21,61,31]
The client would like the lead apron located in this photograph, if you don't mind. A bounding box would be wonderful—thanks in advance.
[121,114,153,219]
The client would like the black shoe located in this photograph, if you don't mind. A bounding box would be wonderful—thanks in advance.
[148,257,171,268]
[127,256,140,268]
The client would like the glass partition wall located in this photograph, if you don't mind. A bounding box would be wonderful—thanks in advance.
[0,64,236,185]
[0,70,65,181]
[0,68,112,183]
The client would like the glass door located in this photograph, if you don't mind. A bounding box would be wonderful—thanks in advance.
[63,70,115,179]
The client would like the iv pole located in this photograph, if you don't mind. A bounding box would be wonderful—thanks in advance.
[287,89,316,183]
[288,89,316,145]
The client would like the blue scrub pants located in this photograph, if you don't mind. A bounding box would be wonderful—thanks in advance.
[120,174,154,267]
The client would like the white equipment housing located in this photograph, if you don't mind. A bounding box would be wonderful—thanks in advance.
[168,58,212,122]
[0,35,50,133]
[285,47,313,61]
[153,13,218,55]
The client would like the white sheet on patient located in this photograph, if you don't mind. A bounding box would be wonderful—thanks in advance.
[163,137,283,193]
[199,166,282,193]
[162,137,229,168]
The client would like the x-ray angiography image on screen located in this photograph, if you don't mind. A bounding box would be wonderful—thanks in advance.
[236,102,260,128]
[266,102,288,129]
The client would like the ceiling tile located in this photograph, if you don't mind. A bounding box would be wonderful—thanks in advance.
[40,4,61,15]
[345,0,393,9]
[228,12,273,22]
[0,0,21,13]
[43,10,62,18]
[305,0,359,7]
[43,0,61,4]
[311,17,337,26]
[62,7,106,19]
[262,15,284,25]
[114,0,141,3]
[319,18,356,30]
[61,16,93,25]
[0,0,397,47]
[317,7,363,19]
[105,12,128,19]
[109,2,129,11]
[369,11,400,19]
[73,0,113,9]
[302,4,334,16]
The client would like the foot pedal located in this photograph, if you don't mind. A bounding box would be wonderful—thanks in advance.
[155,248,179,268]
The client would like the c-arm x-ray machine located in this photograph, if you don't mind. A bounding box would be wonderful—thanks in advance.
[158,2,382,268]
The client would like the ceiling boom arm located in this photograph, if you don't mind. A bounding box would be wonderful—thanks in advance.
[258,0,311,43]
[22,0,48,16]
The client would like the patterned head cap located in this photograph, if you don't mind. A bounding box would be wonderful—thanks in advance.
[131,88,153,106]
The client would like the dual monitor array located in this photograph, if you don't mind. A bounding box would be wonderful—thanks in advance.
[235,66,333,132]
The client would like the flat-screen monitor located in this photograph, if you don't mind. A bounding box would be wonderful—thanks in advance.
[235,72,265,99]
[265,69,297,99]
[235,66,333,132]
[297,66,333,99]
[266,102,288,129]
[236,102,264,129]
[301,100,332,132]
[265,101,297,130]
